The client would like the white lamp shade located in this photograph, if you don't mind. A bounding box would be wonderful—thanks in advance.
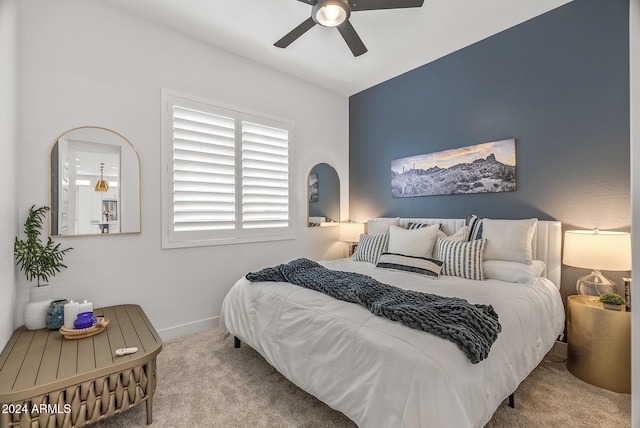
[563,230,631,271]
[339,222,365,243]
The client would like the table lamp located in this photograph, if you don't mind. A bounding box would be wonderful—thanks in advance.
[563,229,631,296]
[339,222,365,256]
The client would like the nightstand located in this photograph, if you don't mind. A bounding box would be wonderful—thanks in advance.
[566,295,630,393]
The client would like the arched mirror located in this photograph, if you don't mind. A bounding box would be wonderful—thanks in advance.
[49,126,141,236]
[307,163,340,227]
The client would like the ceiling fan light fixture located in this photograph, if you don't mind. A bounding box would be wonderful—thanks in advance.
[312,0,350,27]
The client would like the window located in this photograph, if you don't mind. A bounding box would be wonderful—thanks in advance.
[161,90,294,248]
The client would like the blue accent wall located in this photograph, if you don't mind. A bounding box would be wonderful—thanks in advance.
[349,0,629,231]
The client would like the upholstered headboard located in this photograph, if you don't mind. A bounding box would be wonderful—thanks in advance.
[374,218,562,288]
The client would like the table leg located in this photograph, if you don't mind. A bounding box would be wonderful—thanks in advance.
[146,395,153,425]
[146,358,157,425]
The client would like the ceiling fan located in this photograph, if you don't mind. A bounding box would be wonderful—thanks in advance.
[275,0,425,57]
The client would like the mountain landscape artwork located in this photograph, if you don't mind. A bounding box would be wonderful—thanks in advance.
[391,139,516,197]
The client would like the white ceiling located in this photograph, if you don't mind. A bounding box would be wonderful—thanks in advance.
[104,0,572,96]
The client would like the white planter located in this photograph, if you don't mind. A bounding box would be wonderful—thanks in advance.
[24,285,54,330]
[29,284,53,301]
[24,300,52,330]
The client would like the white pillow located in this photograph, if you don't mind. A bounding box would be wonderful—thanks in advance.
[433,226,469,258]
[367,218,400,235]
[443,225,469,242]
[388,224,440,258]
[483,260,546,284]
[482,218,538,265]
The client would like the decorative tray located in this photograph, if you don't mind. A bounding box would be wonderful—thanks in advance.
[59,317,109,340]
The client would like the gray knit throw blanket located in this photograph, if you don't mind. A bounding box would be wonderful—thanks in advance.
[246,258,501,364]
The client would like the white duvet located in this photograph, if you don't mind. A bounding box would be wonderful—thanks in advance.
[220,258,565,428]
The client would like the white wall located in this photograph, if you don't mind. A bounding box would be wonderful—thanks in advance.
[15,0,349,340]
[0,0,18,347]
[630,0,639,425]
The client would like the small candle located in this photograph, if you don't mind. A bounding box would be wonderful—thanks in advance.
[78,300,93,314]
[63,301,79,329]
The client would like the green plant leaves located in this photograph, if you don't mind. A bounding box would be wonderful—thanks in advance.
[599,293,625,306]
[14,205,73,286]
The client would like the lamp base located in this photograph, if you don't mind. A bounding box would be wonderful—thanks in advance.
[576,270,618,296]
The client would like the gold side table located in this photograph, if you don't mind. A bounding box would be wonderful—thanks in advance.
[567,295,630,393]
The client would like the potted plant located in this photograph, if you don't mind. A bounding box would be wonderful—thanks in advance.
[14,205,73,329]
[14,205,73,287]
[599,293,626,311]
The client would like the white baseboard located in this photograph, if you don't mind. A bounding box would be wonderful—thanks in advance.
[156,316,219,341]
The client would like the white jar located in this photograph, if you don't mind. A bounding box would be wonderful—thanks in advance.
[24,284,54,330]
[24,299,53,330]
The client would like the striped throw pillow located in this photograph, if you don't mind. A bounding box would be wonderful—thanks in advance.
[466,215,484,241]
[438,238,487,280]
[353,233,389,264]
[407,222,444,231]
[376,253,443,278]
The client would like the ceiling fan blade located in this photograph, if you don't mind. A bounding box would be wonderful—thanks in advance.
[295,0,317,4]
[337,20,367,57]
[351,0,424,11]
[274,17,317,48]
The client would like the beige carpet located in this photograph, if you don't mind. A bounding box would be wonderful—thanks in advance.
[91,329,630,428]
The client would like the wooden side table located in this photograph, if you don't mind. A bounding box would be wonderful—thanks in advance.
[567,295,630,393]
[0,304,162,427]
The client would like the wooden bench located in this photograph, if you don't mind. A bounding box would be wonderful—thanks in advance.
[0,304,162,427]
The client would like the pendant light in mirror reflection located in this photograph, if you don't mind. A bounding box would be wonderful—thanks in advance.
[94,162,109,192]
[49,126,141,236]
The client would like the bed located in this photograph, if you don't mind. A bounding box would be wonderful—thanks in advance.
[220,218,565,428]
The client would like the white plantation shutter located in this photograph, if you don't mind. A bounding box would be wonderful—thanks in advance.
[172,106,236,236]
[241,120,290,231]
[162,90,294,248]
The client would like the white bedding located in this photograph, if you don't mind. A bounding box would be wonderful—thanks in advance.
[220,258,565,428]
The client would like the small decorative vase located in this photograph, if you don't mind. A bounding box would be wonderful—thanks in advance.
[24,300,53,330]
[603,303,625,311]
[46,299,69,329]
[24,284,54,330]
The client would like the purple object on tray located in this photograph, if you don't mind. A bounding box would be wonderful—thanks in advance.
[74,312,96,329]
